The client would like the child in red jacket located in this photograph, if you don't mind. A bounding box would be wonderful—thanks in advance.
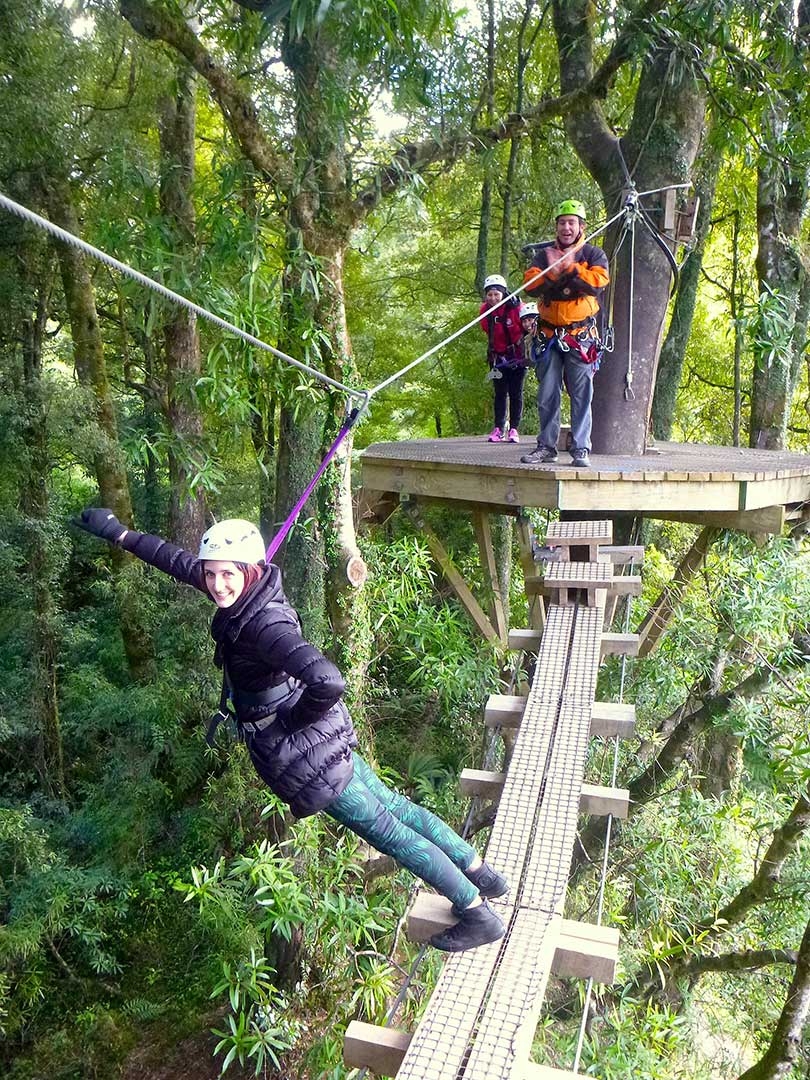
[479,274,525,443]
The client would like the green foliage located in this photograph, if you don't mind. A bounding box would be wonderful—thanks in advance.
[211,948,299,1075]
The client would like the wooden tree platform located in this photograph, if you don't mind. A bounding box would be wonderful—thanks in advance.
[360,436,810,532]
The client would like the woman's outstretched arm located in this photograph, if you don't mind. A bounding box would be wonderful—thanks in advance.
[76,508,207,594]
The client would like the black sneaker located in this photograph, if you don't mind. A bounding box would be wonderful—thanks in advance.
[570,448,590,468]
[430,900,505,953]
[520,446,557,464]
[465,861,509,900]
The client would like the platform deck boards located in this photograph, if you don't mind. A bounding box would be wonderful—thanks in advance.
[360,436,810,517]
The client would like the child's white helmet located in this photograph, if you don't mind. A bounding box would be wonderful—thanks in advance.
[519,302,538,319]
[483,274,508,292]
[198,519,266,563]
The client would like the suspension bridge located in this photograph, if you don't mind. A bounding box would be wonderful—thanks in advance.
[344,518,640,1078]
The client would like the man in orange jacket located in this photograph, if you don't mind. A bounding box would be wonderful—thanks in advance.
[519,199,609,468]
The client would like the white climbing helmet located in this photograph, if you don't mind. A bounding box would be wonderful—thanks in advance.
[483,274,508,293]
[198,519,266,564]
[519,302,538,319]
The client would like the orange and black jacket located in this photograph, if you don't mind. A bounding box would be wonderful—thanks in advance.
[523,239,609,335]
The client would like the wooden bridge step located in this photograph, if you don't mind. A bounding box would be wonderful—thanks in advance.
[343,1026,592,1079]
[544,561,613,587]
[406,895,618,983]
[483,695,636,739]
[507,628,639,656]
[525,573,642,597]
[343,1020,410,1076]
[545,519,613,546]
[459,770,629,818]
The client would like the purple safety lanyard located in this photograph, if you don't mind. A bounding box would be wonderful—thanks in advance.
[265,407,360,563]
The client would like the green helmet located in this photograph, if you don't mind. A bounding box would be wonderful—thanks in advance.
[555,198,587,220]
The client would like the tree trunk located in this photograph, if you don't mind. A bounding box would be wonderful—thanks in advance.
[18,245,65,797]
[47,177,155,682]
[271,27,366,678]
[500,0,538,275]
[736,913,810,1080]
[749,0,809,450]
[553,0,706,455]
[159,59,206,549]
[475,0,496,290]
[651,131,722,440]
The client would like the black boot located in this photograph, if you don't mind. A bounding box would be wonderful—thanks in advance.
[430,900,505,953]
[465,860,509,899]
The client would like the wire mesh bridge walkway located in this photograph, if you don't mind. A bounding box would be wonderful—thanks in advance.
[344,519,641,1078]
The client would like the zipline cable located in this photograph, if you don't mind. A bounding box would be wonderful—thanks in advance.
[0,190,368,405]
[364,208,628,402]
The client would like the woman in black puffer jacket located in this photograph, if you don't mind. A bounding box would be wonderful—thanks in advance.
[77,510,508,953]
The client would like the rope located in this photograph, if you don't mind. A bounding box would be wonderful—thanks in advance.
[265,406,360,560]
[0,191,367,404]
[624,193,638,401]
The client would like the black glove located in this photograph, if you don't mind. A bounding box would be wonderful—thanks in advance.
[76,507,125,543]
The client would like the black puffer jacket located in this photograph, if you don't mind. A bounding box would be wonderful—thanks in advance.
[118,530,356,817]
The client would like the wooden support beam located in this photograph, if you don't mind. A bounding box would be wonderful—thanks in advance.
[580,782,630,819]
[402,503,500,644]
[522,1066,586,1080]
[460,770,630,819]
[599,544,645,565]
[662,187,677,232]
[553,921,619,983]
[600,632,639,657]
[409,494,521,517]
[356,488,401,527]
[636,526,720,658]
[484,692,527,727]
[343,1020,411,1076]
[510,628,638,656]
[652,505,785,535]
[508,627,543,651]
[459,768,506,798]
[517,514,546,630]
[591,701,636,739]
[473,509,508,644]
[609,574,642,595]
[482,697,635,738]
[407,896,618,983]
[525,572,641,599]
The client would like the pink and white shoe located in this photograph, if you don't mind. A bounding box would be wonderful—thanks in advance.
[507,428,519,443]
[487,427,503,442]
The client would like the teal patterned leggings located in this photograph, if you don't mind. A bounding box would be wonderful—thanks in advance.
[325,753,478,909]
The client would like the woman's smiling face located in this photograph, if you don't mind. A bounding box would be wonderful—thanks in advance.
[203,560,246,608]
